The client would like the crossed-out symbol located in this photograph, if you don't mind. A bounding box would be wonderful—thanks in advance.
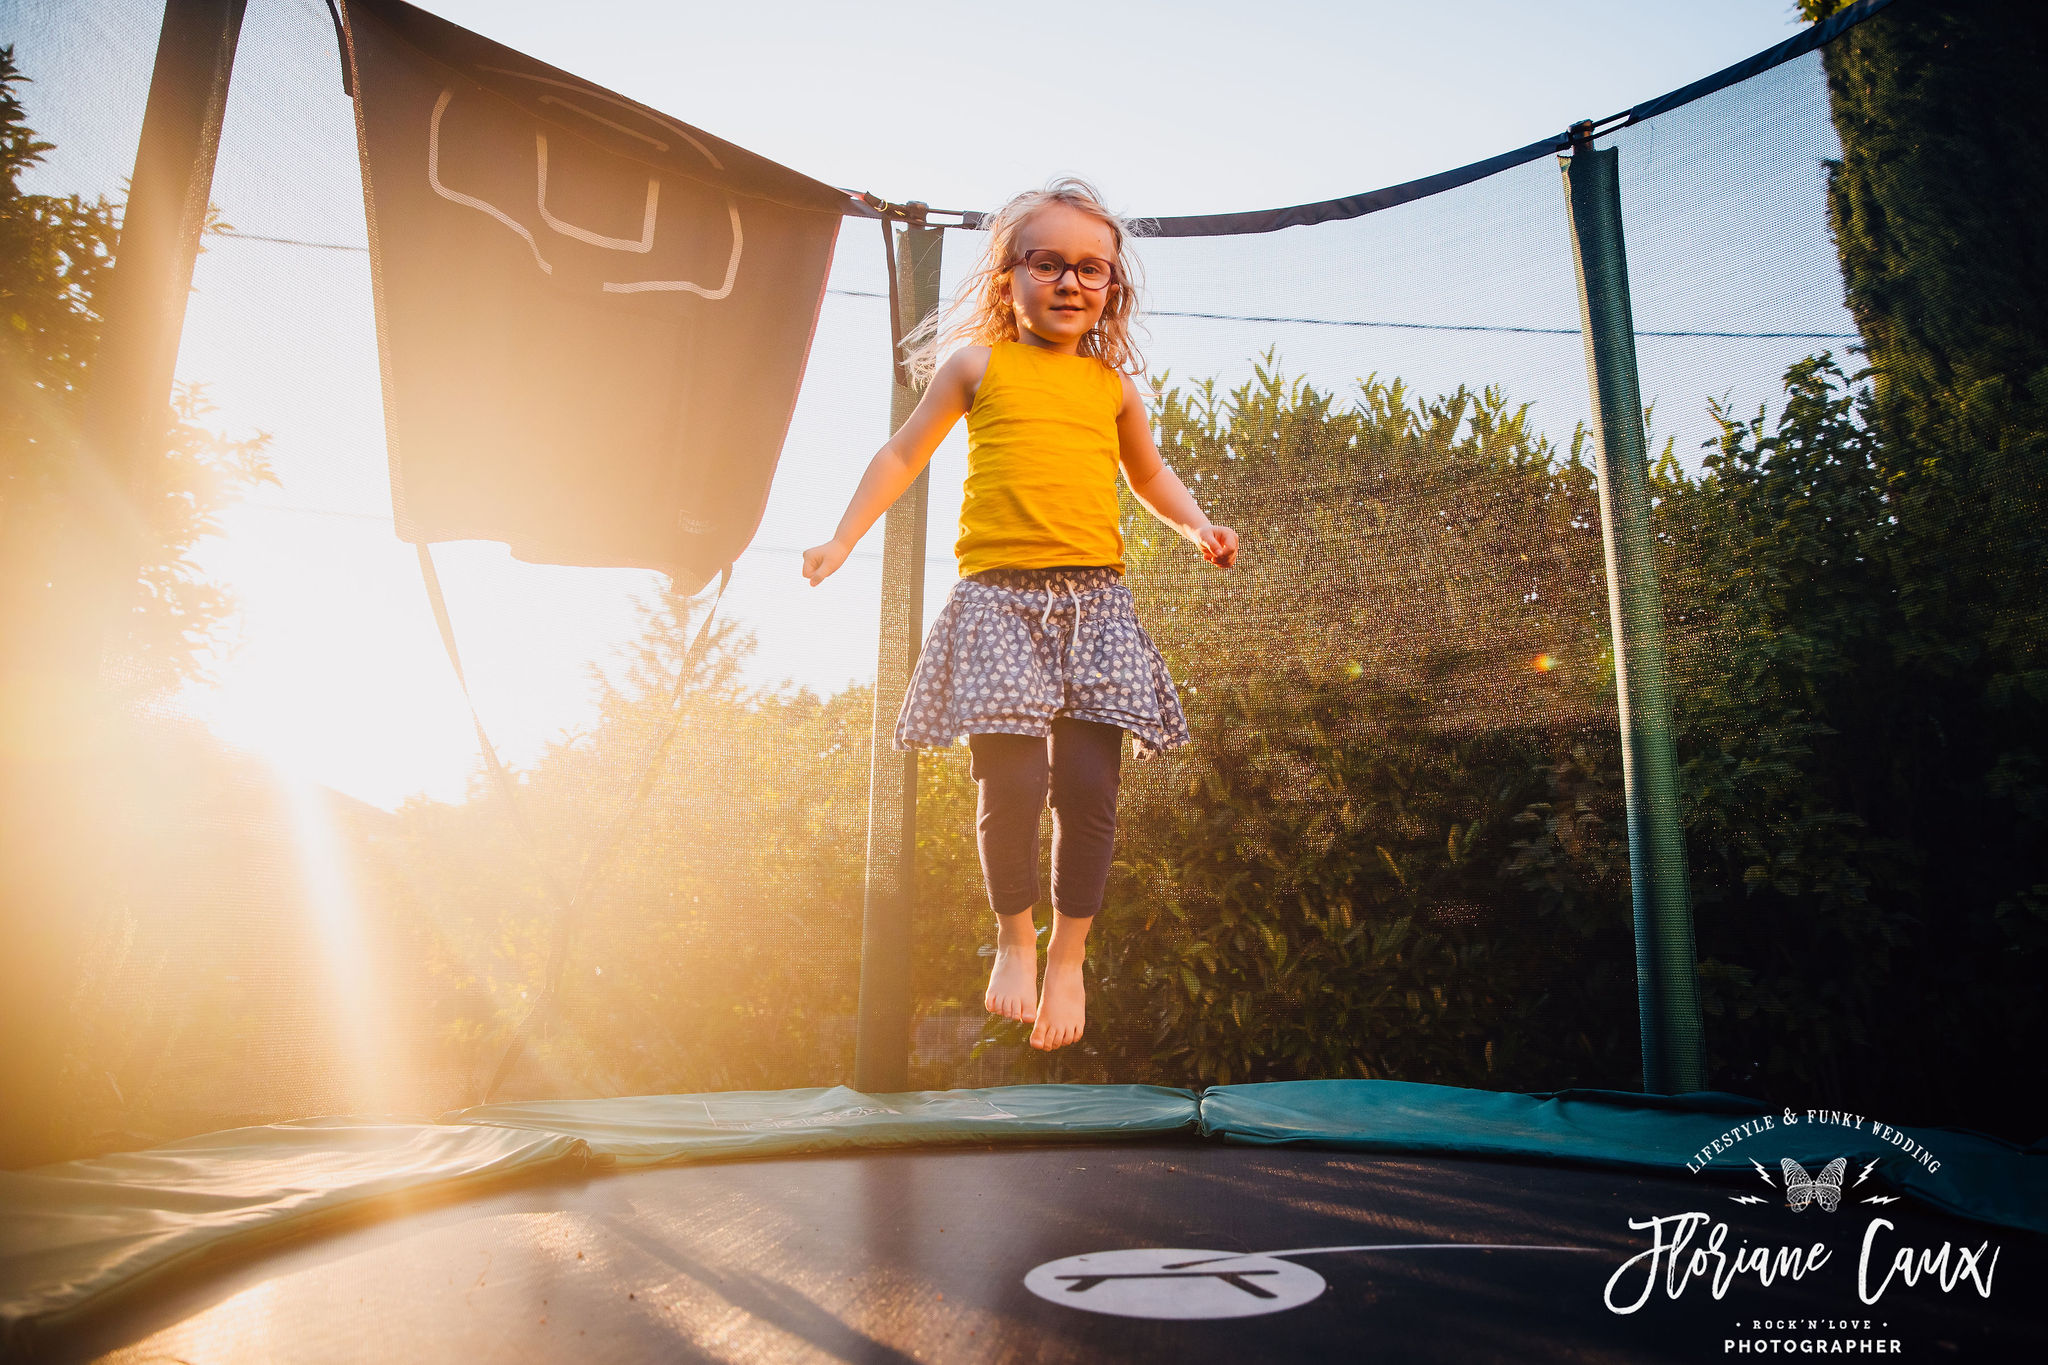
[1055,1269,1285,1300]
[1025,1243,1602,1320]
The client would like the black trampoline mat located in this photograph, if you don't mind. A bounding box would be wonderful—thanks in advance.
[42,1140,2046,1363]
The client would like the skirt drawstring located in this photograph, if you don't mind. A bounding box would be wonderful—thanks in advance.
[1040,577,1083,665]
[1068,578,1082,661]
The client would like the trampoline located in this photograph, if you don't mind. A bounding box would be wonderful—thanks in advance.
[7,1083,2046,1361]
[3,0,2046,1359]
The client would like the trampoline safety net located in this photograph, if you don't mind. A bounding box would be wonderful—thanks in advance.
[1,0,2042,1169]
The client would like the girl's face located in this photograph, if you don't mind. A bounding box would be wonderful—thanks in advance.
[1004,202,1119,352]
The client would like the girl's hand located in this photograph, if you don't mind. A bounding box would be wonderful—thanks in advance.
[801,538,852,586]
[1197,524,1238,568]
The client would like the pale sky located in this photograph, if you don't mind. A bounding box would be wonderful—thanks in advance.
[13,0,1837,811]
[414,0,1809,219]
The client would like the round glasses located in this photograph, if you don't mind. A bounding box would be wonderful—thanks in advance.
[1005,248,1118,291]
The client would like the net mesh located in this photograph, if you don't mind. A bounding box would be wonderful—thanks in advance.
[3,0,2041,1162]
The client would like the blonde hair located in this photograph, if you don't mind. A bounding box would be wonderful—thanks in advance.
[900,176,1150,388]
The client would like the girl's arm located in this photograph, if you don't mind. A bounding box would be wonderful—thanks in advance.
[802,348,986,585]
[1114,374,1239,568]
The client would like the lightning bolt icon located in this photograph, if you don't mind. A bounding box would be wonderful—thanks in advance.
[1730,1195,1767,1205]
[1854,1158,1879,1188]
[1863,1195,1899,1205]
[1751,1158,1776,1187]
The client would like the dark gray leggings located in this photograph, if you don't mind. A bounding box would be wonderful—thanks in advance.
[967,718,1124,919]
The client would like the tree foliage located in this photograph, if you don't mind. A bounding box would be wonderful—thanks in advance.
[0,45,275,698]
[370,601,873,1100]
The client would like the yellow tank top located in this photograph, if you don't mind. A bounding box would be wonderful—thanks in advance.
[955,341,1126,576]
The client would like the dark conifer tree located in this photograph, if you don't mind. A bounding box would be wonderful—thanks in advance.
[1778,1,2048,1134]
[1799,0,2048,400]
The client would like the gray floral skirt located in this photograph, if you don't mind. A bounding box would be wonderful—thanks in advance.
[892,565,1192,759]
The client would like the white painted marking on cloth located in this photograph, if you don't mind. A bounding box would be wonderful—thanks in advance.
[602,203,743,298]
[428,89,552,274]
[425,72,744,297]
[536,133,659,252]
[539,94,670,150]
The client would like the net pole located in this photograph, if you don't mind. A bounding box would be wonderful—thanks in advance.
[79,0,248,642]
[1560,129,1705,1095]
[853,213,942,1093]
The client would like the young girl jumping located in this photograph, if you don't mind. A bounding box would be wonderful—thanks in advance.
[801,178,1237,1052]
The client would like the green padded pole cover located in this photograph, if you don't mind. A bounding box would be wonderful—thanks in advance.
[854,220,943,1092]
[1560,140,1706,1095]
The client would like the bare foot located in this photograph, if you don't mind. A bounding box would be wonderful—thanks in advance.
[986,910,1039,1021]
[1030,955,1086,1050]
[985,944,1038,1022]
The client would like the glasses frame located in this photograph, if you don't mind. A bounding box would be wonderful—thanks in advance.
[1002,248,1120,292]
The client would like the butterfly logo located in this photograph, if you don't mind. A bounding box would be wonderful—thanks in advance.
[1781,1157,1847,1213]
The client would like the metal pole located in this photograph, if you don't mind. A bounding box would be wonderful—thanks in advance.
[853,212,942,1093]
[0,0,247,1168]
[1560,125,1705,1095]
[81,0,248,609]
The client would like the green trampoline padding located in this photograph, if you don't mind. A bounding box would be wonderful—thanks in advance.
[1201,1081,2048,1238]
[441,1080,1200,1164]
[1,1079,2039,1346]
[0,1114,589,1347]
[0,1084,1195,1341]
